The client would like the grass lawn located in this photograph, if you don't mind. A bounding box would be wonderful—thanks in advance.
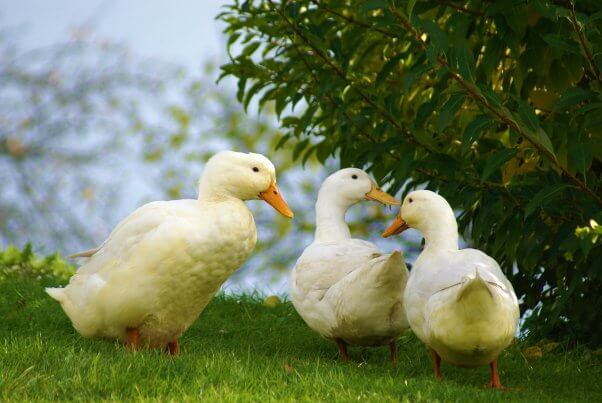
[1,276,600,402]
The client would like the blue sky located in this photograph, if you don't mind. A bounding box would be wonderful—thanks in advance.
[2,0,224,69]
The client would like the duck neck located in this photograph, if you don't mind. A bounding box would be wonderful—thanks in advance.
[197,171,236,201]
[420,217,459,254]
[314,191,352,243]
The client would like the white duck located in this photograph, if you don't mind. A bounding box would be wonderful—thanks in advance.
[290,168,409,362]
[46,151,293,354]
[382,190,519,388]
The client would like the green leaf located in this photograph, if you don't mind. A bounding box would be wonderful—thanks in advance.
[227,32,241,53]
[555,88,595,111]
[275,135,291,150]
[515,97,539,131]
[453,42,476,82]
[534,128,555,158]
[403,62,430,90]
[437,94,464,132]
[462,115,495,152]
[243,81,266,111]
[407,0,417,21]
[236,77,247,103]
[543,34,580,55]
[361,0,387,12]
[292,139,310,161]
[502,6,528,39]
[415,100,436,129]
[479,37,505,79]
[241,41,261,57]
[568,139,593,175]
[481,148,517,181]
[525,184,571,217]
[316,140,331,163]
[375,53,404,87]
[301,144,318,166]
[548,60,572,93]
[420,20,449,55]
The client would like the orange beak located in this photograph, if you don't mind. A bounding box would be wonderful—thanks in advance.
[364,183,400,205]
[382,214,409,238]
[259,181,294,218]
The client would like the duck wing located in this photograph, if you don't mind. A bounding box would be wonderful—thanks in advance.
[326,251,409,332]
[75,200,201,276]
[292,239,382,296]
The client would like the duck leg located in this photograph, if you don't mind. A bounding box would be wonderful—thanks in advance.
[389,340,398,364]
[165,339,180,356]
[488,360,502,388]
[431,349,443,379]
[124,327,140,351]
[335,338,349,361]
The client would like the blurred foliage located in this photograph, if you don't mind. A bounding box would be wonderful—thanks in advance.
[0,244,74,285]
[0,25,166,250]
[219,0,602,345]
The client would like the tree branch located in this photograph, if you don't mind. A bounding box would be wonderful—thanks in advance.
[439,1,484,17]
[308,0,398,39]
[567,0,600,82]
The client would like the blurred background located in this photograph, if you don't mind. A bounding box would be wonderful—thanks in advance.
[0,0,416,294]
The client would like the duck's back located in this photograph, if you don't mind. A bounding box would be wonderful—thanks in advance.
[292,239,381,296]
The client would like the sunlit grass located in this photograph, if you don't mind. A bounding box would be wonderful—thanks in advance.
[1,277,600,402]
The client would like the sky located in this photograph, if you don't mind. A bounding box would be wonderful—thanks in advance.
[1,0,225,70]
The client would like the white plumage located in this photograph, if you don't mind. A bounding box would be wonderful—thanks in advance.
[47,151,293,351]
[383,189,519,387]
[290,168,409,360]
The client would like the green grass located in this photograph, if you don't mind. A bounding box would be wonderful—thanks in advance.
[1,277,600,402]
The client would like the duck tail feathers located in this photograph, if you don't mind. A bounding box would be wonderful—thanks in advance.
[373,251,409,286]
[68,247,100,259]
[45,287,65,303]
[456,269,494,303]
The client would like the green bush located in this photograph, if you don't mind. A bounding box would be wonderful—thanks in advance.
[0,244,74,285]
[219,0,602,345]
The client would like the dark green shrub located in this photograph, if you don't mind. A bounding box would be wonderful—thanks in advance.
[219,0,602,345]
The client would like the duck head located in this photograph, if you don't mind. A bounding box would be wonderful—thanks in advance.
[318,168,400,208]
[382,190,457,239]
[198,151,293,218]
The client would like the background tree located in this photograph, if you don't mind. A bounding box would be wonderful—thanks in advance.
[219,0,602,345]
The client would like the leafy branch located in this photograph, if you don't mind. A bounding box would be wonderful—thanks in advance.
[386,1,602,206]
[268,0,439,155]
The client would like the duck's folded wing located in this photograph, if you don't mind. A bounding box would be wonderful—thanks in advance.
[68,201,171,261]
[75,201,193,275]
[325,251,409,332]
[293,239,382,295]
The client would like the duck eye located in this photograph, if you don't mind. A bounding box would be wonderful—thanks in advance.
[351,174,358,179]
[408,198,413,203]
[252,167,259,172]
